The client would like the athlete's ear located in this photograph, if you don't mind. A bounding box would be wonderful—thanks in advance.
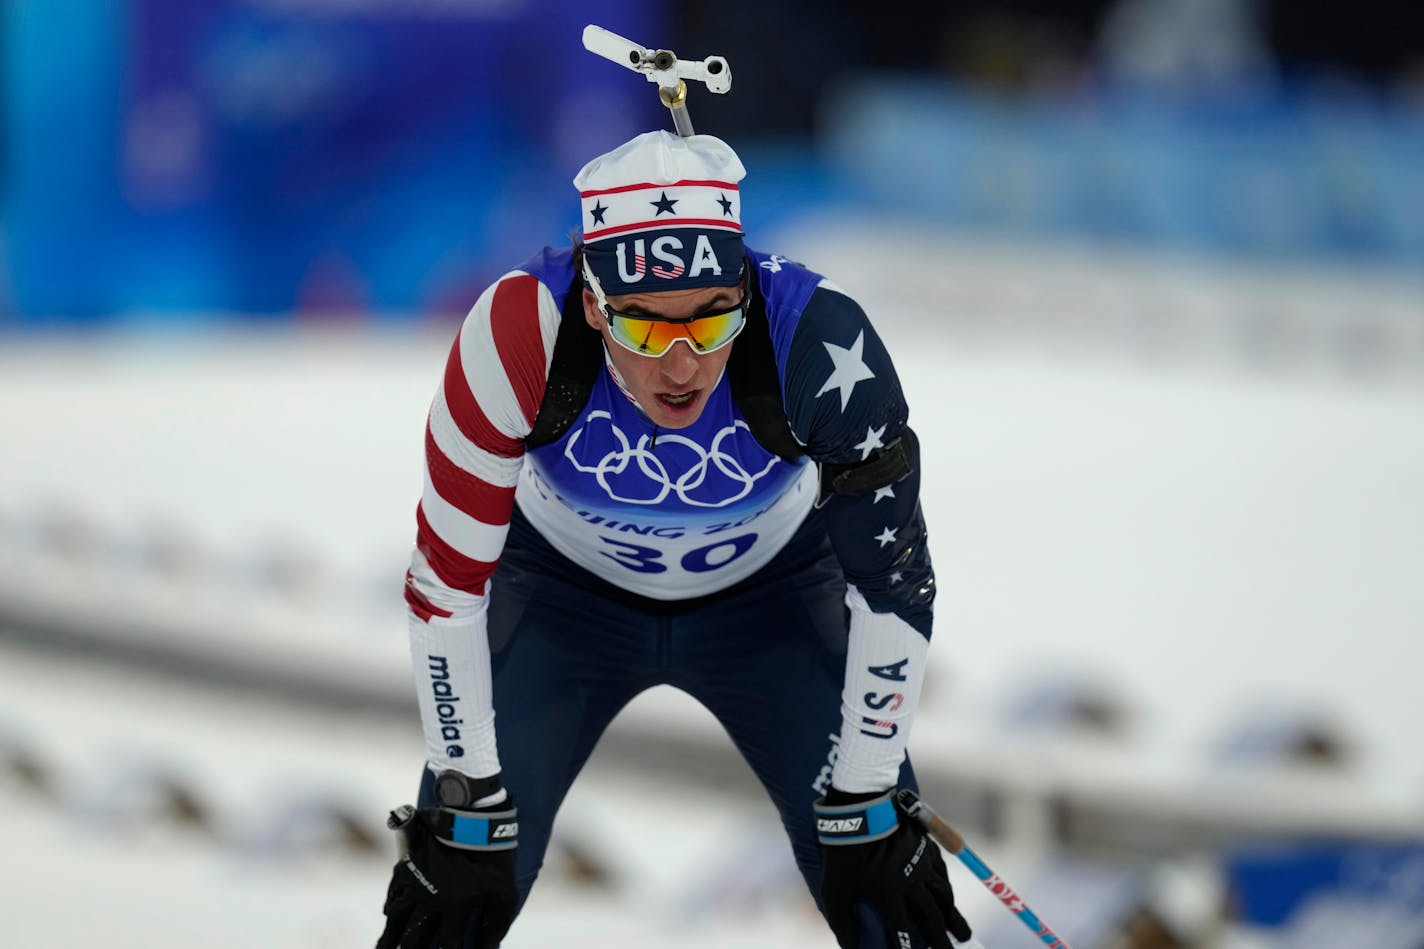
[582,289,603,332]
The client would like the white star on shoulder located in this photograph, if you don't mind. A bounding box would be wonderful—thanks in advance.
[874,526,898,548]
[889,571,904,584]
[815,330,876,412]
[872,485,895,504]
[853,424,887,461]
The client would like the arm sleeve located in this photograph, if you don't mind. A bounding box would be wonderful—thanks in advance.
[782,282,936,792]
[403,271,562,779]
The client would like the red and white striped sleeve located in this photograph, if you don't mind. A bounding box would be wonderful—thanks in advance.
[405,271,564,621]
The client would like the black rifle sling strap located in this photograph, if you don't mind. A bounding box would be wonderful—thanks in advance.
[525,272,604,448]
[526,263,805,465]
[724,266,805,463]
[818,427,918,497]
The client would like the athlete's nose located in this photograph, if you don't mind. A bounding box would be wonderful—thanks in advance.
[658,339,700,386]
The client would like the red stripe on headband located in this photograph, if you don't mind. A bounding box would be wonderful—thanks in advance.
[584,218,744,241]
[579,179,741,198]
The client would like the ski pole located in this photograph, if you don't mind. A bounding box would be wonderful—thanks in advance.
[896,789,1074,949]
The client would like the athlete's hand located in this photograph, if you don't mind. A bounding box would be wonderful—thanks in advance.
[816,788,972,949]
[375,798,519,949]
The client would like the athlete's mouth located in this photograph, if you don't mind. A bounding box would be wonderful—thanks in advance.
[656,390,697,409]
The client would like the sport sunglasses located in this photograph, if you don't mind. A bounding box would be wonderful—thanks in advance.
[583,260,747,358]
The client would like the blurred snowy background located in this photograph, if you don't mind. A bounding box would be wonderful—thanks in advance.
[2,2,1423,947]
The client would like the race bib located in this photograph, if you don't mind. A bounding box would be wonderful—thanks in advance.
[517,392,816,599]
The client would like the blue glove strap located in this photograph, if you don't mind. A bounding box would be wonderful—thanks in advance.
[433,806,519,851]
[814,791,899,845]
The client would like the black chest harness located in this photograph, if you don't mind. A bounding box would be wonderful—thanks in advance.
[525,266,914,498]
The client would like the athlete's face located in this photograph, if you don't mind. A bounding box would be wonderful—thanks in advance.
[583,283,740,429]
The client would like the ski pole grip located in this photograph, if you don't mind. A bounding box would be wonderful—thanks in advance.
[896,789,1076,948]
[895,788,966,854]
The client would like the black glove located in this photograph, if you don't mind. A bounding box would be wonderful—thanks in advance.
[375,793,519,949]
[817,787,972,949]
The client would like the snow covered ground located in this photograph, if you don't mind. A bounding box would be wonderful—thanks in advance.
[2,228,1421,945]
[0,647,843,949]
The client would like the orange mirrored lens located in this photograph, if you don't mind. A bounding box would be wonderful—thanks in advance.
[608,308,744,356]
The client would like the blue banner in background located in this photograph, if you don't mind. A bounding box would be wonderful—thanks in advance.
[824,79,1424,270]
[1226,841,1424,937]
[5,0,662,323]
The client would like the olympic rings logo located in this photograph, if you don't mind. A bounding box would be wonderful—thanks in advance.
[564,411,779,507]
